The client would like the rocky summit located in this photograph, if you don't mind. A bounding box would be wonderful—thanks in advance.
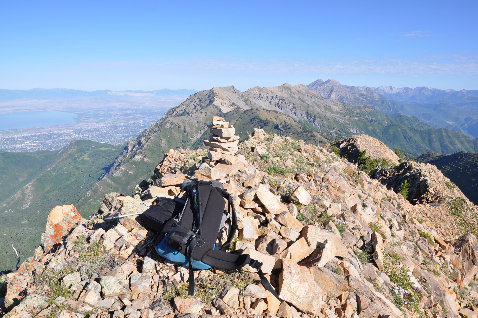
[1,119,478,318]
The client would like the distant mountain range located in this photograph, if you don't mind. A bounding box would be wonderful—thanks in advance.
[1,82,477,271]
[308,79,478,138]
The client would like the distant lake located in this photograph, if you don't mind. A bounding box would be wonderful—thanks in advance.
[0,111,78,130]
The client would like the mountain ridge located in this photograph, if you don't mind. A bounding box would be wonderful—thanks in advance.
[308,78,478,138]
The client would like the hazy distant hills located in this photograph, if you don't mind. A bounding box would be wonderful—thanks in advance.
[308,79,478,138]
[0,141,122,271]
[417,152,478,205]
[0,88,196,102]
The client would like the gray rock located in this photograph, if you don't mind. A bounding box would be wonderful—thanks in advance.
[62,272,81,290]
[96,297,116,309]
[100,276,124,297]
[150,298,173,316]
[130,273,152,294]
[244,284,267,299]
[142,256,156,274]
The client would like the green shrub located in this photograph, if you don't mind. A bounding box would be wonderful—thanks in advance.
[330,145,341,157]
[418,231,434,245]
[395,148,405,161]
[369,221,382,233]
[354,247,374,264]
[448,197,467,216]
[398,180,410,200]
[357,150,393,175]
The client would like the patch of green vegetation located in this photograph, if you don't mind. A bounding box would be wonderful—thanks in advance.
[398,180,410,200]
[383,253,424,316]
[266,164,294,175]
[418,231,434,245]
[334,221,347,236]
[369,221,382,233]
[162,271,254,305]
[357,150,394,175]
[448,197,467,217]
[229,237,240,252]
[77,239,119,277]
[36,266,75,301]
[395,148,405,161]
[372,279,382,292]
[445,181,456,189]
[330,145,340,157]
[296,202,332,225]
[267,176,280,190]
[354,246,374,264]
[332,266,344,276]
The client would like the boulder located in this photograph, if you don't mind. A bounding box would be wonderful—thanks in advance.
[275,212,303,233]
[256,184,285,214]
[41,205,84,252]
[222,286,239,308]
[276,301,300,318]
[336,134,400,166]
[266,290,281,315]
[283,237,314,263]
[159,173,186,186]
[244,284,267,299]
[100,276,124,297]
[240,216,260,241]
[289,186,312,205]
[454,234,478,284]
[174,297,205,314]
[278,261,323,315]
[371,231,385,271]
[243,248,276,274]
[299,232,348,268]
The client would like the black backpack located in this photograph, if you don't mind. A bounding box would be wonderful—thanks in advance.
[139,179,280,299]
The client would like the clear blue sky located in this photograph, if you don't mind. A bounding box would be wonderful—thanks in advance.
[1,0,477,90]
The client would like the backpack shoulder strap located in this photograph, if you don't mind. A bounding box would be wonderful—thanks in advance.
[214,187,238,251]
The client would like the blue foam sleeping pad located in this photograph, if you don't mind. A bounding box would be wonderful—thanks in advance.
[155,237,211,270]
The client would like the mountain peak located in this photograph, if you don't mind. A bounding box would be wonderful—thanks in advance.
[324,78,341,85]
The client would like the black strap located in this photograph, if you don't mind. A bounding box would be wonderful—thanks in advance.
[186,236,196,296]
[190,183,201,234]
[249,259,282,301]
[216,190,238,251]
[202,249,250,270]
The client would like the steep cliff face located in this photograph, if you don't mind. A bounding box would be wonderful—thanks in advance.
[2,122,477,318]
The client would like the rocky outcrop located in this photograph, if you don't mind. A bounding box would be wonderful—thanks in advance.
[41,205,84,252]
[376,160,469,204]
[2,122,478,318]
[335,134,400,165]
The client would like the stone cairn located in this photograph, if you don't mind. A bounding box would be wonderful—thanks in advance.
[203,116,239,161]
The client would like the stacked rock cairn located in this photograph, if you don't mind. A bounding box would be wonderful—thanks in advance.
[203,116,239,161]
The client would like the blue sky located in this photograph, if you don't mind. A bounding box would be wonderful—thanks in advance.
[1,0,477,90]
